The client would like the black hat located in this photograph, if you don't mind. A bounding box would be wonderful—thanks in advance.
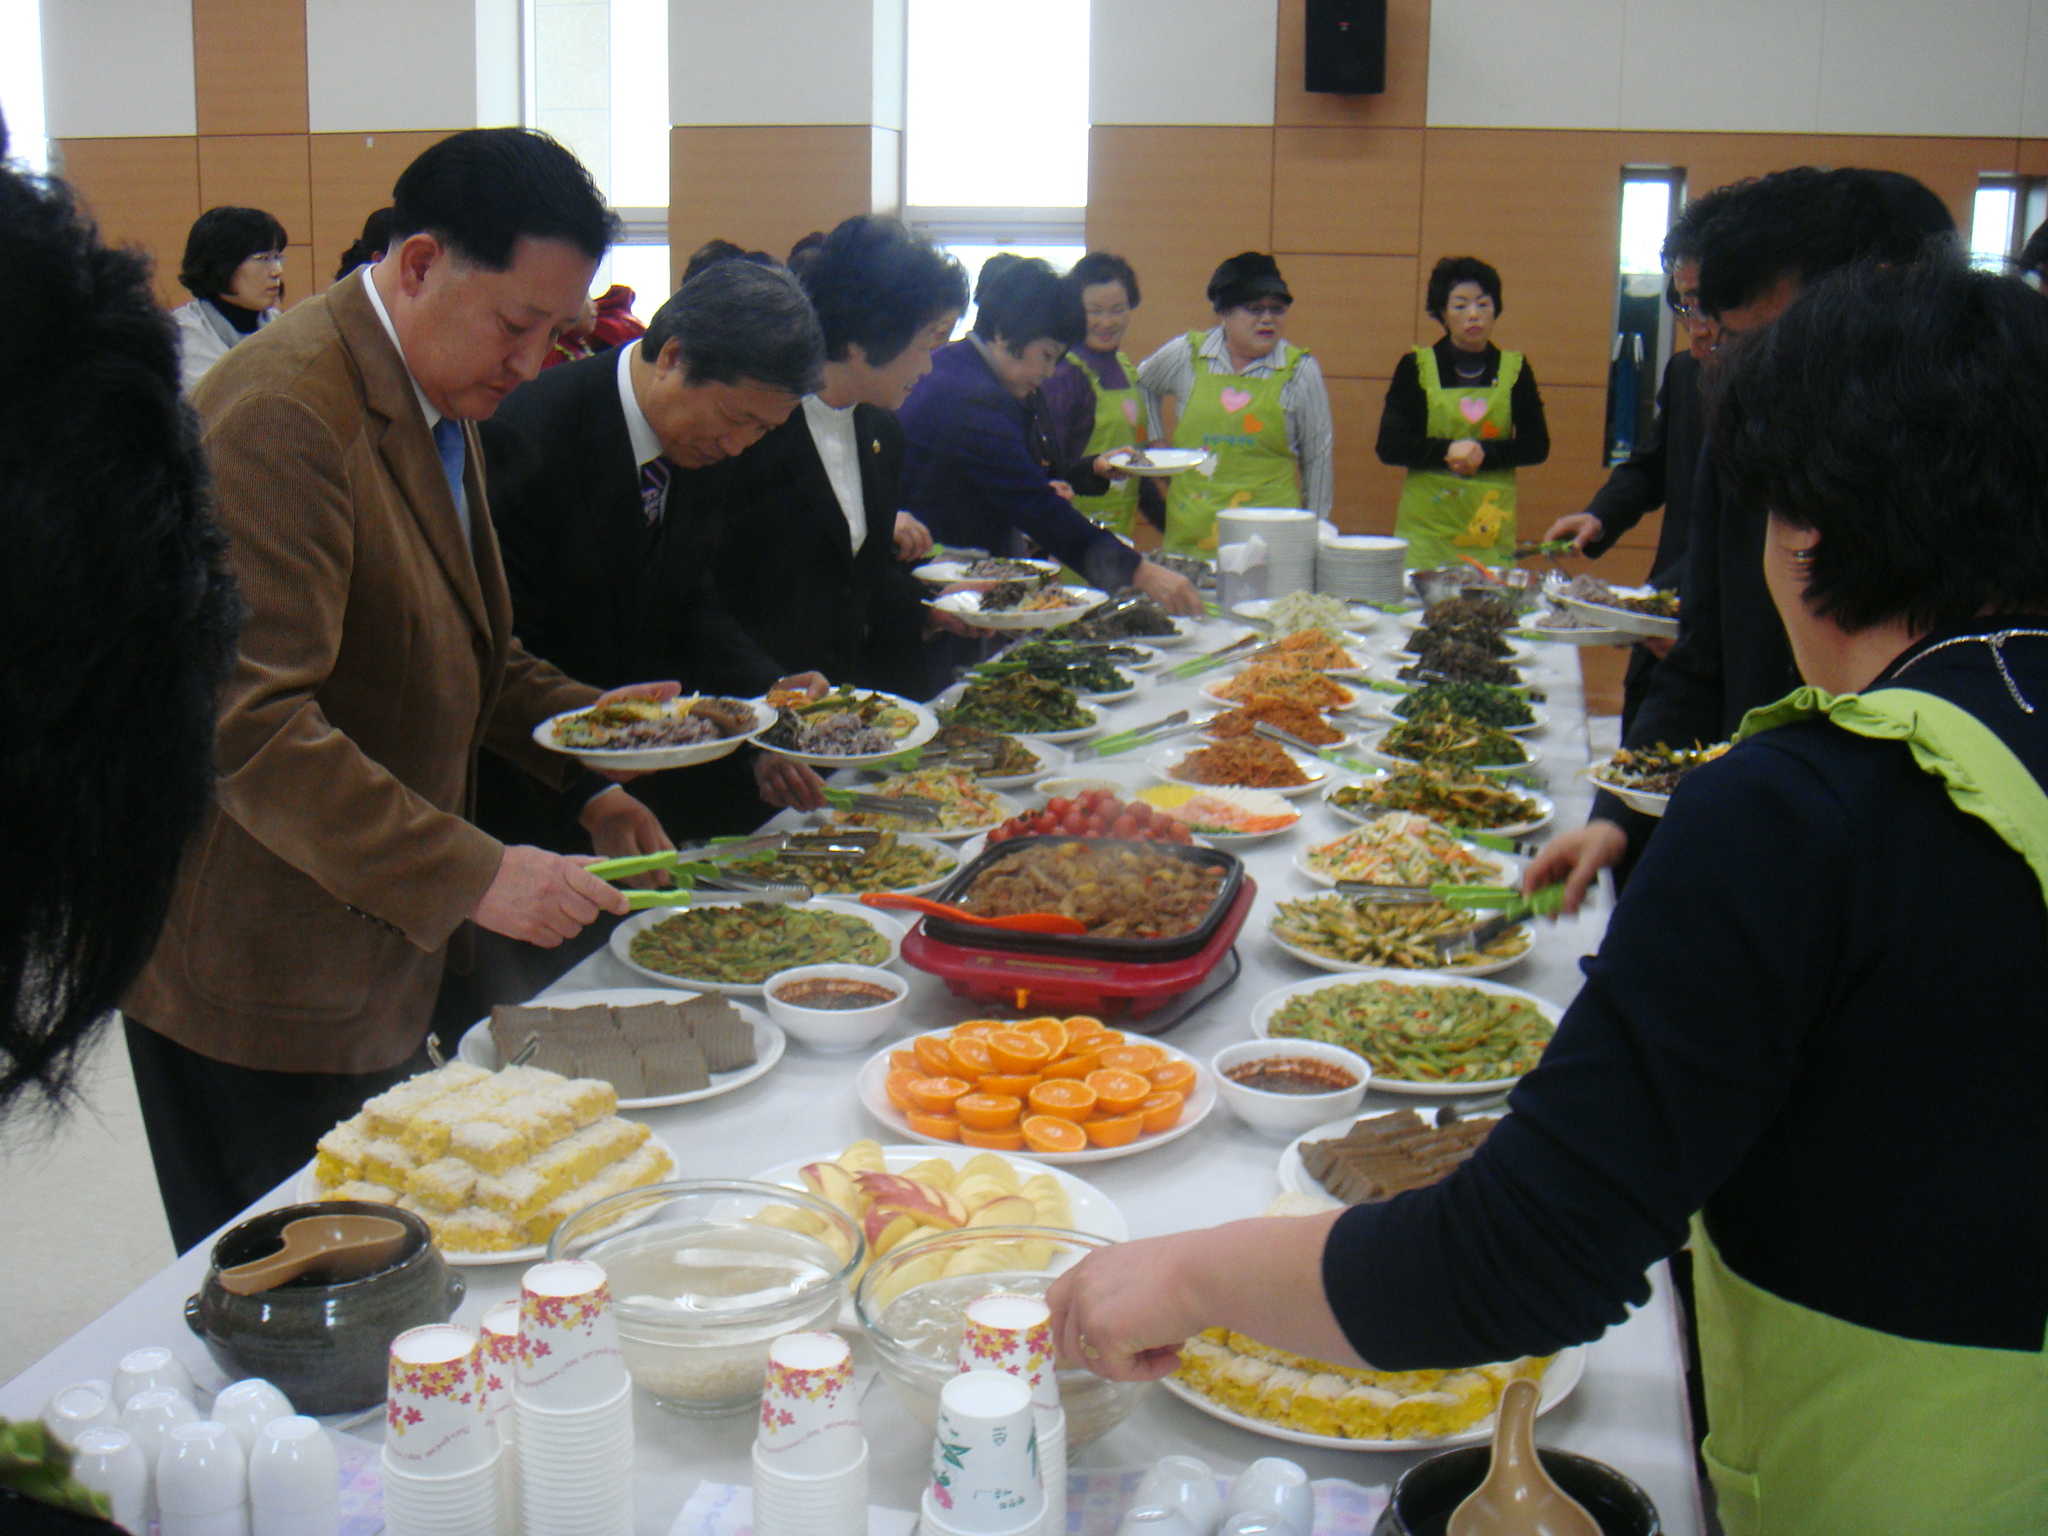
[1207,252,1292,312]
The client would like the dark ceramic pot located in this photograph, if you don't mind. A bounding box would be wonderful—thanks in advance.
[184,1201,463,1415]
[1373,1445,1661,1536]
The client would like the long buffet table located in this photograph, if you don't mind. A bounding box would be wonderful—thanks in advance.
[1,612,1704,1535]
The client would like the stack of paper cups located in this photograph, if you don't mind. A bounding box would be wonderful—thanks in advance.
[751,1332,868,1536]
[956,1294,1066,1536]
[515,1259,633,1536]
[922,1370,1045,1536]
[479,1299,521,1528]
[1217,508,1318,598]
[380,1324,503,1536]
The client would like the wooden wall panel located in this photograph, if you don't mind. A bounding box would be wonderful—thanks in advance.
[198,135,312,244]
[1650,131,2016,231]
[1278,252,1418,378]
[282,245,316,311]
[1087,127,1275,362]
[1516,379,1610,531]
[2018,139,2048,177]
[1275,0,1431,128]
[58,138,203,307]
[310,131,451,292]
[193,0,309,136]
[1272,127,1424,253]
[670,126,876,287]
[1325,375,1405,532]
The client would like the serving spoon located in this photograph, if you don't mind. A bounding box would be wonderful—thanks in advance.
[1446,1378,1601,1536]
[859,892,1088,935]
[216,1214,410,1296]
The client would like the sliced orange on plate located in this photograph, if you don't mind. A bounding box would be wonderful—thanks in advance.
[947,1035,995,1078]
[954,1092,1023,1131]
[905,1108,961,1141]
[1022,1115,1088,1154]
[987,1030,1055,1074]
[1026,1078,1099,1122]
[1145,1058,1197,1095]
[1084,1112,1143,1148]
[906,1076,971,1114]
[913,1034,960,1077]
[884,1067,923,1112]
[1138,1090,1184,1133]
[1038,1050,1100,1080]
[1084,1069,1151,1116]
[1097,1043,1167,1074]
[978,1072,1042,1098]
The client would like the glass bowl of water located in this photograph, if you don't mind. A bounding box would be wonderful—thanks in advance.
[547,1179,863,1416]
[853,1225,1150,1447]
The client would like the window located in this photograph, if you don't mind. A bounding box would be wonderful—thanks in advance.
[1605,170,1683,466]
[0,0,48,173]
[905,0,1090,328]
[523,0,669,315]
[1969,175,2047,273]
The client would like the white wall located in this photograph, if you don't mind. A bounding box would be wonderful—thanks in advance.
[669,0,900,126]
[40,0,194,138]
[1429,0,2048,136]
[307,0,482,132]
[1090,0,1278,125]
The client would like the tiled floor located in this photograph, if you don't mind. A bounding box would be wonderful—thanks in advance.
[0,1019,173,1384]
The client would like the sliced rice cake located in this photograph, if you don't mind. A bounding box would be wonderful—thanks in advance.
[1334,1383,1400,1439]
[545,1077,619,1127]
[525,1118,650,1200]
[403,1156,479,1213]
[1387,1375,1494,1439]
[1211,1354,1277,1415]
[472,1164,552,1221]
[360,1062,489,1136]
[434,1206,524,1253]
[1286,1373,1352,1437]
[1254,1365,1309,1422]
[360,1137,419,1189]
[518,1139,674,1247]
[325,1180,400,1204]
[1173,1336,1231,1394]
[448,1118,528,1175]
[313,1121,371,1185]
[637,1035,709,1097]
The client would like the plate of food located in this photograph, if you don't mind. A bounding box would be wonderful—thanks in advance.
[611,898,907,996]
[1016,705,1103,745]
[1325,770,1554,837]
[1557,577,1680,640]
[1269,894,1533,976]
[1148,739,1329,798]
[913,555,1063,585]
[1251,971,1560,1094]
[1101,446,1208,476]
[753,687,939,767]
[1359,721,1541,773]
[1238,626,1372,679]
[1164,1330,1582,1452]
[855,1019,1215,1164]
[1290,813,1516,889]
[1376,682,1547,735]
[1045,597,1191,646]
[825,768,1022,840]
[1202,668,1360,715]
[456,987,783,1110]
[1277,1107,1506,1209]
[533,694,774,772]
[1515,605,1631,647]
[1230,595,1379,635]
[1396,617,1535,663]
[931,581,1109,632]
[941,672,1100,740]
[1202,700,1351,751]
[721,833,962,897]
[985,639,1147,700]
[1589,742,1731,816]
[298,1058,679,1264]
[905,728,1069,791]
[1131,784,1302,845]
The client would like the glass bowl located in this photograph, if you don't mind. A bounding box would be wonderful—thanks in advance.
[547,1178,863,1416]
[854,1224,1149,1448]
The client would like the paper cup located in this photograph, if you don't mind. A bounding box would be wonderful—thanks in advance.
[926,1370,1044,1536]
[755,1331,863,1477]
[1034,1408,1067,1536]
[380,1442,503,1536]
[517,1259,626,1410]
[514,1376,633,1536]
[956,1294,1060,1415]
[384,1324,492,1473]
[478,1301,520,1427]
[753,1439,868,1536]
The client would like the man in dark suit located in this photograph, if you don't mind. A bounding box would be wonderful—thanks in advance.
[478,259,829,857]
[704,216,973,698]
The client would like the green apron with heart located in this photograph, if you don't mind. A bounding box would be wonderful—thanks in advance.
[1684,682,2048,1536]
[1393,345,1522,570]
[1163,331,1305,556]
[1069,351,1144,539]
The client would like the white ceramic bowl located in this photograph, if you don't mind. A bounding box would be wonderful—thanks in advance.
[762,964,910,1052]
[1209,1039,1371,1138]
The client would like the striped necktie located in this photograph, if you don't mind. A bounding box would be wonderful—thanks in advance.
[639,457,672,527]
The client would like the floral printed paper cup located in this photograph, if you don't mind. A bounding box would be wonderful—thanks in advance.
[755,1331,864,1478]
[384,1324,492,1474]
[478,1301,520,1429]
[517,1259,626,1410]
[956,1294,1061,1415]
[924,1369,1045,1536]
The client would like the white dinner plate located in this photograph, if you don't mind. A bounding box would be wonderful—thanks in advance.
[972,738,1072,791]
[456,987,784,1110]
[1373,697,1550,735]
[749,1145,1128,1243]
[1248,969,1562,1093]
[1353,725,1543,774]
[751,693,940,768]
[1587,756,1673,817]
[1100,642,1168,671]
[532,697,775,773]
[1229,597,1381,634]
[1275,1109,1507,1208]
[611,898,907,996]
[854,1036,1216,1165]
[1146,744,1330,799]
[931,586,1109,632]
[1267,901,1533,979]
[1134,785,1302,846]
[1101,446,1208,476]
[1514,610,1632,647]
[1014,704,1104,745]
[1558,587,1679,640]
[1077,678,1143,705]
[1321,774,1555,838]
[913,557,1062,586]
[1159,1347,1585,1453]
[1289,832,1516,890]
[294,1128,683,1267]
[822,790,1024,842]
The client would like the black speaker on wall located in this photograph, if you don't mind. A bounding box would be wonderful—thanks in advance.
[1305,0,1387,95]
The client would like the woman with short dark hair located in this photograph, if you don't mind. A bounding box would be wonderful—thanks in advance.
[1376,254,1550,569]
[1051,257,2048,1536]
[1043,251,1156,539]
[169,205,288,392]
[1136,251,1334,554]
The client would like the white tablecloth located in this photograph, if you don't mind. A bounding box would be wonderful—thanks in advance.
[0,613,1703,1535]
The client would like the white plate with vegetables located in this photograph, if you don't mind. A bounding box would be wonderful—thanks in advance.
[1267,897,1533,978]
[534,696,776,772]
[612,898,907,996]
[931,585,1110,632]
[753,690,939,768]
[1322,774,1554,838]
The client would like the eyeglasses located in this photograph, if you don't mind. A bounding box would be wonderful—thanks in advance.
[1238,302,1290,319]
[1665,285,1701,322]
[251,251,285,268]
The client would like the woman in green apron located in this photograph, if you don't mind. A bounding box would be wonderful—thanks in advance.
[1042,252,1154,543]
[1041,261,2048,1535]
[1377,256,1550,569]
[1135,253,1334,556]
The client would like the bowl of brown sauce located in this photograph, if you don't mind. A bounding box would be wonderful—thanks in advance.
[1211,1038,1371,1136]
[763,964,909,1052]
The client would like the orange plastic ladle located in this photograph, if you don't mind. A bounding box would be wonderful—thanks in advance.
[860,892,1088,935]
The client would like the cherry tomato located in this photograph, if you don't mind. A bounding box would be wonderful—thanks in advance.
[1109,815,1138,838]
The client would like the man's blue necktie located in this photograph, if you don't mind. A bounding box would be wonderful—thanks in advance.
[431,416,470,541]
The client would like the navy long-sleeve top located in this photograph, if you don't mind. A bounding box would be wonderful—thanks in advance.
[1324,621,2048,1368]
[897,339,1142,593]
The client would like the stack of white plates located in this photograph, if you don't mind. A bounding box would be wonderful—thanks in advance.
[1217,507,1318,598]
[1317,533,1408,605]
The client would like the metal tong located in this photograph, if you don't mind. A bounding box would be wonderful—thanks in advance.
[585,834,817,908]
[821,789,944,823]
[1166,631,1262,680]
[1073,708,1196,760]
[1335,881,1568,959]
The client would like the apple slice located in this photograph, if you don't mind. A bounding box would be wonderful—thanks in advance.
[905,1157,959,1191]
[839,1139,887,1174]
[856,1172,966,1227]
[942,1241,1025,1278]
[801,1160,865,1217]
[870,1247,952,1310]
[748,1204,827,1236]
[865,1210,921,1256]
[965,1194,1037,1227]
[957,1153,1021,1193]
